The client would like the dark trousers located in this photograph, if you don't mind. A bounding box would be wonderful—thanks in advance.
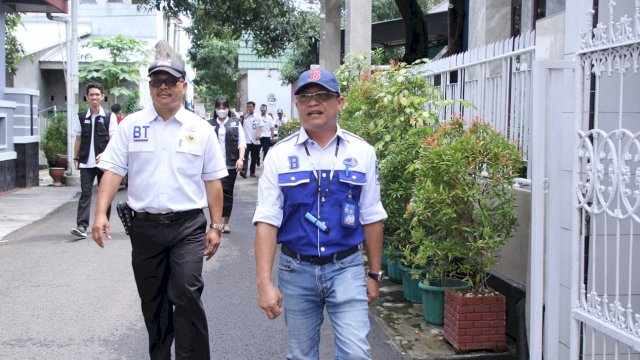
[130,211,210,360]
[260,137,272,162]
[77,167,111,229]
[243,143,261,175]
[221,169,238,217]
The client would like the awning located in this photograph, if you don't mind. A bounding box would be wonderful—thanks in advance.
[5,0,67,14]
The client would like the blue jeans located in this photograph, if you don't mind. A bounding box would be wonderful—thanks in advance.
[277,251,371,360]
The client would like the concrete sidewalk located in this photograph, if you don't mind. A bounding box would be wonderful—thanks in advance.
[0,170,80,243]
[0,169,516,359]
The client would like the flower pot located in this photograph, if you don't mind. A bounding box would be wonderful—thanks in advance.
[57,154,68,169]
[418,278,469,325]
[381,249,388,272]
[399,264,427,303]
[386,257,403,284]
[48,167,66,186]
[443,288,506,353]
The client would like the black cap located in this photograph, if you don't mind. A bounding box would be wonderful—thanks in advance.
[148,57,186,78]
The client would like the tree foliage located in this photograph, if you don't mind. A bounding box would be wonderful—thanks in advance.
[79,35,150,104]
[142,0,307,58]
[188,36,239,112]
[278,10,320,85]
[5,12,25,78]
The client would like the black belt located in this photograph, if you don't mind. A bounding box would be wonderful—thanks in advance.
[280,244,360,265]
[133,209,202,224]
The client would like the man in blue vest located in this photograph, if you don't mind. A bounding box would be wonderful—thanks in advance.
[70,83,117,238]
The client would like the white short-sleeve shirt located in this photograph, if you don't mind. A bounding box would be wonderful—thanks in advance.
[98,107,228,213]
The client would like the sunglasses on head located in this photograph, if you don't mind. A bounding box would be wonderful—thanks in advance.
[295,91,338,104]
[149,77,183,88]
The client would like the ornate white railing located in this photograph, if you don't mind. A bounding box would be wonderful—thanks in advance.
[574,0,640,357]
[416,31,535,167]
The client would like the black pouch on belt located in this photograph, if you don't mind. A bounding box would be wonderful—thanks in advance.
[116,201,133,235]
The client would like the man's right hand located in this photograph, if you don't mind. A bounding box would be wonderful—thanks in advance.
[91,213,111,248]
[258,282,283,320]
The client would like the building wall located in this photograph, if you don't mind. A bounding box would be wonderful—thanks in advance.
[468,0,512,49]
[246,69,292,121]
[78,0,157,39]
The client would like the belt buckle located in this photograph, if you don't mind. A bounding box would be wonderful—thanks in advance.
[157,215,172,224]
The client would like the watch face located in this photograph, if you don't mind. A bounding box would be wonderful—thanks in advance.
[368,271,383,282]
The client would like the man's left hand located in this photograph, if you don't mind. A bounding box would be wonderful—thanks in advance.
[366,277,380,303]
[204,228,221,261]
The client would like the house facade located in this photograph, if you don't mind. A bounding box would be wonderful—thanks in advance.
[1,0,188,191]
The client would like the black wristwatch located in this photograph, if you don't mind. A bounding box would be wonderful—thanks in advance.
[367,270,384,283]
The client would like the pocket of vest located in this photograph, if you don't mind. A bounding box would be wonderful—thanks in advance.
[278,171,311,187]
[338,170,367,186]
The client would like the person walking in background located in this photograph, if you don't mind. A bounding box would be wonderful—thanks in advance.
[111,103,125,124]
[70,82,118,238]
[208,97,246,233]
[253,68,387,359]
[258,104,275,162]
[241,101,262,178]
[91,54,227,359]
[273,108,287,139]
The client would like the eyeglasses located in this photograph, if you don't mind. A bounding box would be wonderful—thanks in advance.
[149,77,183,88]
[295,91,338,104]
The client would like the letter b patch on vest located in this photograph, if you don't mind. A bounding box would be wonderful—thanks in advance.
[288,156,299,170]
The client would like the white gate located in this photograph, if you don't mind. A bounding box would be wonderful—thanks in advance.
[571,1,640,358]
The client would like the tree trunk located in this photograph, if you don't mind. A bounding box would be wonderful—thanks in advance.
[394,0,429,63]
[445,0,466,56]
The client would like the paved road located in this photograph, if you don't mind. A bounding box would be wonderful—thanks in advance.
[0,177,404,359]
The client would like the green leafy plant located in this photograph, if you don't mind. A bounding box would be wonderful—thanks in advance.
[406,117,522,293]
[336,54,454,266]
[5,12,25,77]
[41,112,68,167]
[274,118,300,142]
[79,35,149,105]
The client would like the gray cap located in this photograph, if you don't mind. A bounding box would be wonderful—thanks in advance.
[148,57,186,78]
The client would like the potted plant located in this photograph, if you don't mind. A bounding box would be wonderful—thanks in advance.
[335,55,445,286]
[41,112,68,184]
[407,117,521,339]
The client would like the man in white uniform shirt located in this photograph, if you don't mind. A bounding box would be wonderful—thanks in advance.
[70,82,118,238]
[241,101,262,177]
[258,104,275,162]
[92,55,227,359]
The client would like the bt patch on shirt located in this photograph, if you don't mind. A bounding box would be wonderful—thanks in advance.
[133,125,150,141]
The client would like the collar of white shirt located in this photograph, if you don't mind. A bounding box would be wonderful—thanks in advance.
[294,124,351,147]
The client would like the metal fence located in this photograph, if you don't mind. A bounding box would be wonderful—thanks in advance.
[416,30,535,171]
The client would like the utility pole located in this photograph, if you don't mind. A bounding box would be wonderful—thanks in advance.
[345,0,372,66]
[65,0,80,183]
[319,0,340,71]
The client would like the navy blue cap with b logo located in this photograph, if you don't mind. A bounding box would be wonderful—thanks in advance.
[294,68,341,95]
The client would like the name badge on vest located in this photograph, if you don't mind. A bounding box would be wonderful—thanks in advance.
[84,119,91,124]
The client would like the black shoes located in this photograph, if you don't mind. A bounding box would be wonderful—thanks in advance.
[239,171,247,178]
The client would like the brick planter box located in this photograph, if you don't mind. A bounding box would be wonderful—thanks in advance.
[443,288,506,353]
